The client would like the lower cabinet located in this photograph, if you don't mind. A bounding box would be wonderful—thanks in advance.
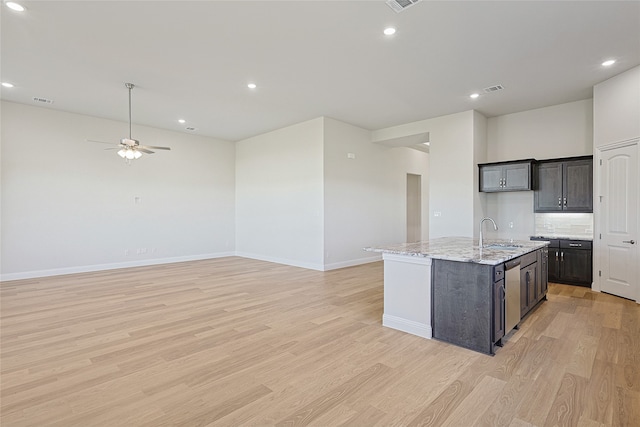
[519,248,550,320]
[560,241,593,285]
[531,238,592,287]
[432,260,501,355]
[432,250,547,355]
[493,268,505,344]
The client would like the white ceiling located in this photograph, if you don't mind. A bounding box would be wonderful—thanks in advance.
[2,1,639,142]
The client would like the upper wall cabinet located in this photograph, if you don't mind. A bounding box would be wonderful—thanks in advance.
[534,156,593,212]
[479,160,535,192]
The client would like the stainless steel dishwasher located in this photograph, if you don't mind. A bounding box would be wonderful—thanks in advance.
[504,257,521,332]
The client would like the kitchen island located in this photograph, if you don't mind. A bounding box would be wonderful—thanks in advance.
[365,237,549,355]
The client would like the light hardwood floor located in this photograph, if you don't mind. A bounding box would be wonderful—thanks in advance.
[1,257,638,426]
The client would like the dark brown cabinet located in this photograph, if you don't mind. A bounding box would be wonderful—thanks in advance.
[479,160,535,192]
[432,260,510,355]
[530,238,592,287]
[559,240,593,286]
[538,247,548,297]
[432,248,547,355]
[534,157,593,212]
[520,257,538,316]
[493,265,505,344]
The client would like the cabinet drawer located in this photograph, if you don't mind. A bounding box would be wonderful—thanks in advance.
[560,240,592,250]
[520,251,537,267]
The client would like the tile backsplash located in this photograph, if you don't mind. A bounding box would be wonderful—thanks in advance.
[534,213,594,238]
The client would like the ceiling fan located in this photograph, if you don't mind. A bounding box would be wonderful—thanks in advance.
[87,82,171,162]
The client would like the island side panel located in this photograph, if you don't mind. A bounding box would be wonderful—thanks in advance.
[432,259,493,354]
[382,253,432,339]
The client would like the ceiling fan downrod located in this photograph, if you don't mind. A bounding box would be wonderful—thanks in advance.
[125,82,134,141]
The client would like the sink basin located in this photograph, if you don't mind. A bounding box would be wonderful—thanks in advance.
[483,244,523,250]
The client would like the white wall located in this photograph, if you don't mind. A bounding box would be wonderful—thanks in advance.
[0,101,236,280]
[473,110,488,238]
[485,99,593,239]
[373,110,477,239]
[235,118,325,270]
[594,66,640,147]
[323,117,429,269]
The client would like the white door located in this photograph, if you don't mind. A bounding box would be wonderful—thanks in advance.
[598,142,638,301]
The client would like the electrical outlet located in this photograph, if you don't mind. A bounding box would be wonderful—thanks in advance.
[509,222,514,229]
[125,249,129,256]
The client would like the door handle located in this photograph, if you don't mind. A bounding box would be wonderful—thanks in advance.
[623,240,636,244]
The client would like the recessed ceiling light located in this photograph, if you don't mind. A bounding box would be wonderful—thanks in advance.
[383,27,396,36]
[470,93,480,99]
[247,83,257,89]
[1,82,15,88]
[178,119,186,124]
[602,59,616,67]
[5,2,25,11]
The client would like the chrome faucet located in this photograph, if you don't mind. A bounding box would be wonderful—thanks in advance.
[479,217,498,248]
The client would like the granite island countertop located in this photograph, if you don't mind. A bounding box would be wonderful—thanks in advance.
[364,236,549,266]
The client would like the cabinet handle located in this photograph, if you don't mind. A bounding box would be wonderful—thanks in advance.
[561,251,564,261]
[555,250,559,261]
[569,243,582,247]
[558,197,562,206]
[563,197,567,206]
[623,240,636,244]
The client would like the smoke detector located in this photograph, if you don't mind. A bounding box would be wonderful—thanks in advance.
[386,0,421,13]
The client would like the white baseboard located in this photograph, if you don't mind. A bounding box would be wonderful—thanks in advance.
[323,255,382,271]
[0,252,236,282]
[1,252,383,282]
[234,252,325,271]
[382,313,432,339]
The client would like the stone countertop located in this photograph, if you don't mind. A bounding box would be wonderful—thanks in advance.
[531,234,593,241]
[364,237,549,266]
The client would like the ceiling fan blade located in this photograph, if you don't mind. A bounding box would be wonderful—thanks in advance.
[103,147,119,150]
[140,145,171,150]
[86,139,115,145]
[138,148,155,154]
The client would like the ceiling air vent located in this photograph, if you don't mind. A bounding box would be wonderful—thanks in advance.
[386,0,421,13]
[483,85,504,93]
[185,127,197,132]
[32,96,53,104]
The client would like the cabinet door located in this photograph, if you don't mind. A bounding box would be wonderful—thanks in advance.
[561,249,593,286]
[504,163,531,190]
[494,279,505,343]
[480,165,504,192]
[539,248,548,297]
[528,263,538,305]
[520,264,537,316]
[563,159,593,212]
[535,162,564,212]
[548,248,561,282]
